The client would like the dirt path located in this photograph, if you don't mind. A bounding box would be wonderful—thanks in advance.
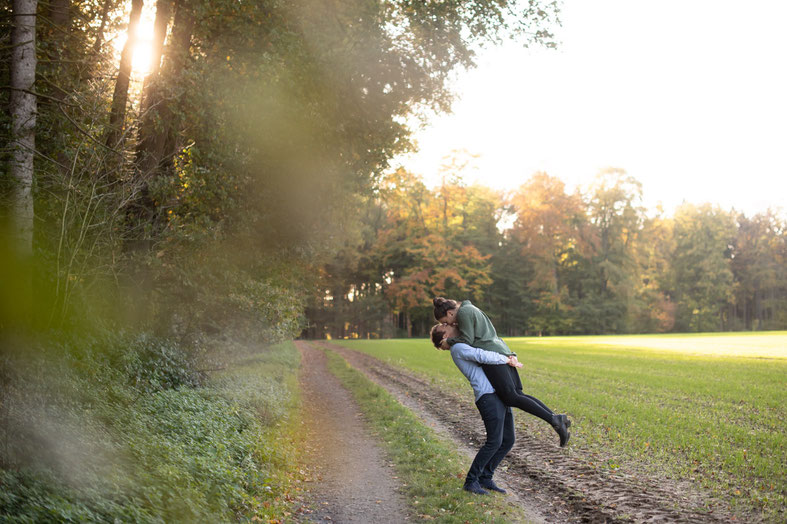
[294,341,409,523]
[317,341,737,524]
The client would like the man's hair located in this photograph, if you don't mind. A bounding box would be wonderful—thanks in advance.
[433,297,458,321]
[430,323,449,349]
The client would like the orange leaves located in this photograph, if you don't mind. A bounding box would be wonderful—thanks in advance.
[509,172,585,293]
[376,169,496,311]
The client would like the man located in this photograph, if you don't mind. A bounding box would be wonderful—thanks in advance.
[430,323,521,495]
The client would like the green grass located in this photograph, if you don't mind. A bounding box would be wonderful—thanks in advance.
[331,332,787,520]
[208,341,306,521]
[1,337,305,523]
[322,347,531,523]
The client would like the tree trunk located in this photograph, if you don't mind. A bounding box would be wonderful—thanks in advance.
[156,0,193,162]
[132,0,193,228]
[48,0,69,26]
[91,0,114,55]
[105,0,144,148]
[141,0,173,101]
[9,0,38,262]
[9,0,38,323]
[745,293,750,331]
[729,303,734,331]
[40,0,72,99]
[136,0,175,175]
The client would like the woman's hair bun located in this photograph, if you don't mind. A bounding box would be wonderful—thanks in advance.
[432,297,457,320]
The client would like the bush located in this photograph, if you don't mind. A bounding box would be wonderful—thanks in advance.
[115,332,201,394]
[116,389,267,520]
[1,333,301,522]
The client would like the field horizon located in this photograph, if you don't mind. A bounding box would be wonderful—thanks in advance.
[507,331,787,359]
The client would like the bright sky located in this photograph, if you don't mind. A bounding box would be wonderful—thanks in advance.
[396,0,787,217]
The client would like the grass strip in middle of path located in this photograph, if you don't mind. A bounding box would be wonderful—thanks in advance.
[323,347,530,523]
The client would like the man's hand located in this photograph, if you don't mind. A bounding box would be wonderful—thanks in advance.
[506,355,523,368]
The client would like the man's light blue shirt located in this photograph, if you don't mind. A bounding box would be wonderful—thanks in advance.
[449,342,509,402]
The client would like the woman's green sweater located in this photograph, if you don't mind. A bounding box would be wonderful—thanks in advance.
[446,300,514,356]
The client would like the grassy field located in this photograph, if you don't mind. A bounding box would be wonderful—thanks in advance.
[331,332,786,520]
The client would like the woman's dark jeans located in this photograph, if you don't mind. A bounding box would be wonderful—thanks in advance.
[481,364,555,425]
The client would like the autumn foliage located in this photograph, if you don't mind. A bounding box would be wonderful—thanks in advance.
[307,168,787,338]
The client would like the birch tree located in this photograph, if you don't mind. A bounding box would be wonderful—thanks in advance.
[9,0,38,263]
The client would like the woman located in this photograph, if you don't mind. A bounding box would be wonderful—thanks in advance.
[433,297,571,447]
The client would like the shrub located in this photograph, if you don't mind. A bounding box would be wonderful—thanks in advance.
[1,333,301,522]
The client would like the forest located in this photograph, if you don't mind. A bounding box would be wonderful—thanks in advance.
[1,0,785,521]
[307,167,787,339]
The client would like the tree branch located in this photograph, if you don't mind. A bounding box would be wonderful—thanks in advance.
[57,104,126,158]
[0,85,78,107]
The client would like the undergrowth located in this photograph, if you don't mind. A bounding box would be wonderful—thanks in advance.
[0,332,302,522]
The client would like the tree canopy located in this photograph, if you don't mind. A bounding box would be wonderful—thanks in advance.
[1,0,559,337]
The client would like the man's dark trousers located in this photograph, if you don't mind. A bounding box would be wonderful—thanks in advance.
[466,392,515,485]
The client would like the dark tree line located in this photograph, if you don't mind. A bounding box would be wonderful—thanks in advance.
[306,168,787,338]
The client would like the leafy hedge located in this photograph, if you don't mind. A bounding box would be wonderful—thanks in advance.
[0,333,301,522]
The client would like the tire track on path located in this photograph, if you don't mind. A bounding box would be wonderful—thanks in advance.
[319,341,735,524]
